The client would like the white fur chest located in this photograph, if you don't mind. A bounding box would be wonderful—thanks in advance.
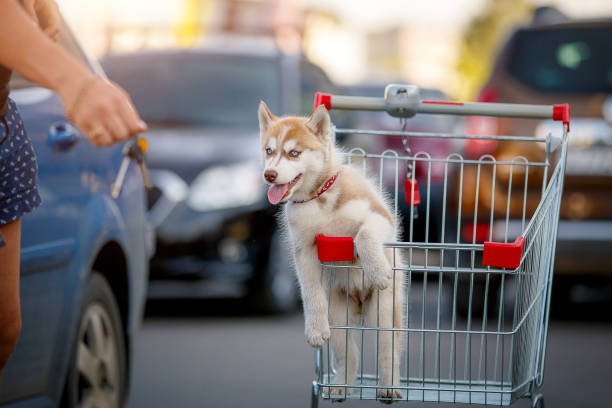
[285,199,333,249]
[284,189,370,250]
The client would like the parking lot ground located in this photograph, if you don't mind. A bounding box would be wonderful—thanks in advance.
[128,294,612,408]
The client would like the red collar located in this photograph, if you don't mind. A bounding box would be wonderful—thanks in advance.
[292,172,339,204]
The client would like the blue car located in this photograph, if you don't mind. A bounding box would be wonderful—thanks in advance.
[0,24,151,407]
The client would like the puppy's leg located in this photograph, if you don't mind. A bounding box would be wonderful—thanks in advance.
[327,289,359,400]
[355,222,393,290]
[294,246,330,348]
[365,262,404,403]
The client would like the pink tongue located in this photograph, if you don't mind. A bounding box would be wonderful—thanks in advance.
[267,184,290,205]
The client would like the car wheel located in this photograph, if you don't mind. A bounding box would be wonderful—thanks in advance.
[62,273,127,408]
[249,231,299,314]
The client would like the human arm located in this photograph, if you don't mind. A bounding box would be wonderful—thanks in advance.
[19,0,60,41]
[0,0,147,146]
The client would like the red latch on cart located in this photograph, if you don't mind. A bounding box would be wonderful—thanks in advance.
[316,235,355,262]
[482,237,525,269]
[404,178,421,206]
[552,103,570,131]
[314,92,332,111]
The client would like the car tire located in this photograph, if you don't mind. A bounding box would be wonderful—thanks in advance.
[61,273,127,408]
[249,231,299,314]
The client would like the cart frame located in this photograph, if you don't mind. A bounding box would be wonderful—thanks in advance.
[309,85,569,408]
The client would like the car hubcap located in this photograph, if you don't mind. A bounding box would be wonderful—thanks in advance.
[76,303,120,408]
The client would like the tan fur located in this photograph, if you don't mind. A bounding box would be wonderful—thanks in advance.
[333,167,393,223]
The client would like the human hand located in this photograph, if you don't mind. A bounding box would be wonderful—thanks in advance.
[62,75,148,147]
[20,0,60,41]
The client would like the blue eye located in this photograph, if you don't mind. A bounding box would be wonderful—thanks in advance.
[265,148,273,155]
[289,150,300,158]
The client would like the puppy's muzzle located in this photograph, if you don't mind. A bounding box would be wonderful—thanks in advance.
[264,169,278,183]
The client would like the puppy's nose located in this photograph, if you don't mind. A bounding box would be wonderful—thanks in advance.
[264,170,278,183]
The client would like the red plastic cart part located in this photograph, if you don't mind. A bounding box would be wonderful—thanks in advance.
[482,236,525,269]
[316,235,355,262]
[552,103,570,131]
[314,92,332,111]
[421,100,465,106]
[404,178,421,206]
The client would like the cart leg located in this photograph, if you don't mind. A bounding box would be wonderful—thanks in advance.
[311,381,320,408]
[531,393,544,408]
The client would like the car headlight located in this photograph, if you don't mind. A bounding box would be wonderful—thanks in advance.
[188,162,263,211]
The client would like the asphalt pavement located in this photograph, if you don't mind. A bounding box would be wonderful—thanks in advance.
[127,294,612,408]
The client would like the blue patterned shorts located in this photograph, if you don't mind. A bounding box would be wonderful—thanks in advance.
[0,99,41,225]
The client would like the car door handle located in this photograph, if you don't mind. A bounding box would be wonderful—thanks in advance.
[48,122,79,150]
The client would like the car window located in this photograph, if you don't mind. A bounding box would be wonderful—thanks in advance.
[10,19,92,90]
[508,27,612,93]
[104,52,281,128]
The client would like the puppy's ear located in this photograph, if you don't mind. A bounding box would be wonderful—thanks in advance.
[306,105,331,142]
[258,101,276,135]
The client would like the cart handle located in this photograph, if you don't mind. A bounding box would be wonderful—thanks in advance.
[314,84,570,130]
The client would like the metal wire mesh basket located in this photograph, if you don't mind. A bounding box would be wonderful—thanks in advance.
[309,85,570,408]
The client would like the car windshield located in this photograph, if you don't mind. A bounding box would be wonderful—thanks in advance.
[508,26,612,93]
[104,52,281,127]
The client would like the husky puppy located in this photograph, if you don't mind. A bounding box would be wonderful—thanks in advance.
[258,102,404,401]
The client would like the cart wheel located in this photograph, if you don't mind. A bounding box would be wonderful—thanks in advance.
[531,393,544,408]
[311,381,320,408]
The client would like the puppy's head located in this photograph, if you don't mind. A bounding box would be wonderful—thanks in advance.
[258,101,332,205]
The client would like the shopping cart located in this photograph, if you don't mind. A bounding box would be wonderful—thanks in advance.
[309,85,570,408]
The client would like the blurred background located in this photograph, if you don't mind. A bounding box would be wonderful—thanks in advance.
[2,0,612,407]
[57,0,609,99]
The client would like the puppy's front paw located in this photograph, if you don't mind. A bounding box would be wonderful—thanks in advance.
[363,258,393,290]
[377,388,403,404]
[327,386,353,401]
[305,321,330,348]
[368,271,393,291]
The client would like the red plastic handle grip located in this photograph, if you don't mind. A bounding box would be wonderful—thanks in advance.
[482,237,525,269]
[316,235,355,262]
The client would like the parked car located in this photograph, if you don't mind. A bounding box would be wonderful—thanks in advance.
[457,12,612,311]
[0,21,151,408]
[102,39,339,313]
